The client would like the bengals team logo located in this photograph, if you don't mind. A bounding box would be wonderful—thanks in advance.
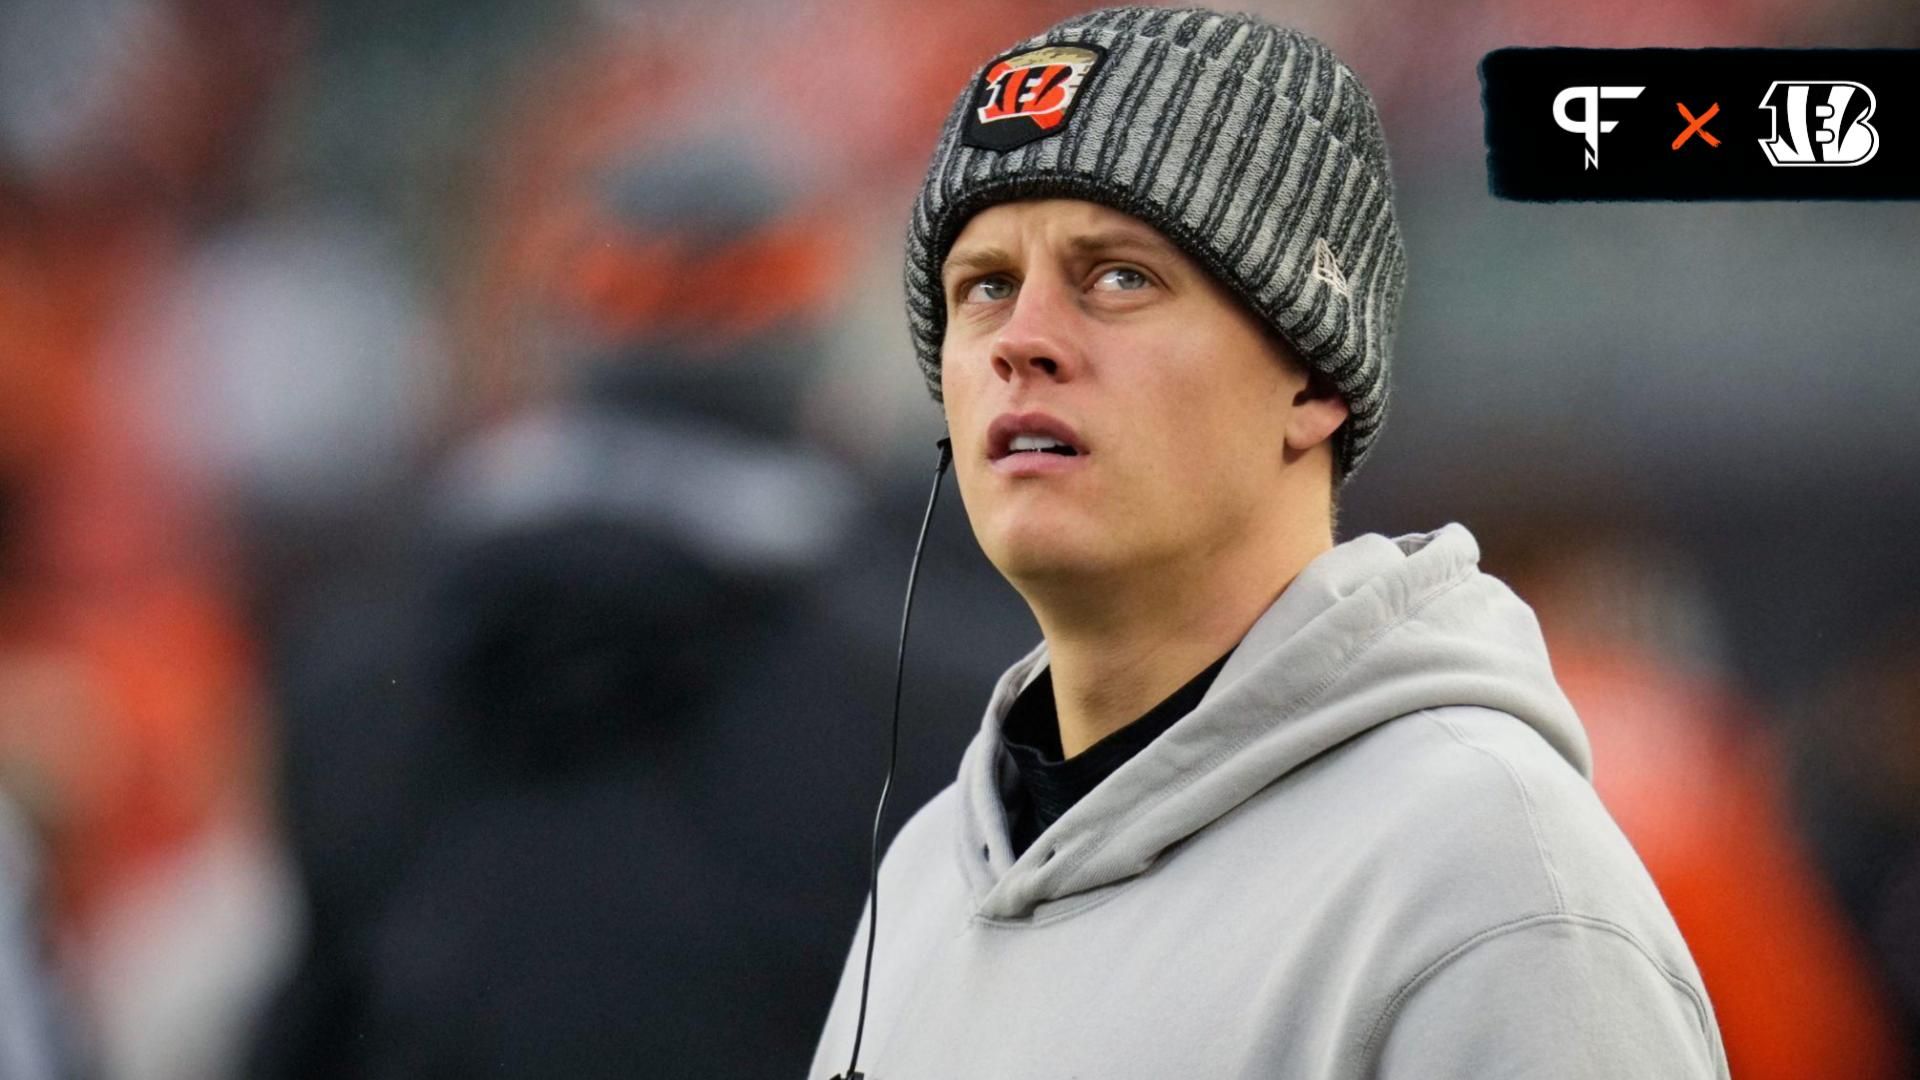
[961,44,1106,152]
[1757,80,1880,167]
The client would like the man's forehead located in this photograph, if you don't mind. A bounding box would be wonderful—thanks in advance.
[943,199,1180,271]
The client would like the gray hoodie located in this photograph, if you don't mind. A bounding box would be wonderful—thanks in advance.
[811,524,1728,1079]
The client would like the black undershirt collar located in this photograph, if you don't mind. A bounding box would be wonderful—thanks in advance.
[1000,648,1235,858]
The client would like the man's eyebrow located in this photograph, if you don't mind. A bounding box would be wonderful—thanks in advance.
[942,245,1015,283]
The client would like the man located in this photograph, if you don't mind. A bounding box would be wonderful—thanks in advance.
[813,7,1728,1078]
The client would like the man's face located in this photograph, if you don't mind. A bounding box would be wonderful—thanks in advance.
[940,198,1340,590]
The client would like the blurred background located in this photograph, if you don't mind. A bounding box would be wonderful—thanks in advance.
[0,0,1915,1077]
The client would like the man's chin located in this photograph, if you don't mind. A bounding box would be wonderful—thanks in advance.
[984,533,1124,591]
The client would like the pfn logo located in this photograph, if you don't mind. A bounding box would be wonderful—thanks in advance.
[1758,81,1879,166]
[1553,85,1645,169]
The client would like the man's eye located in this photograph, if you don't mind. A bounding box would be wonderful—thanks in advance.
[962,275,1016,303]
[1093,266,1151,292]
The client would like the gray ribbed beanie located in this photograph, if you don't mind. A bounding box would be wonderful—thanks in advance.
[906,6,1406,479]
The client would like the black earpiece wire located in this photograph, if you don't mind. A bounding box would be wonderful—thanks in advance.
[834,435,953,1080]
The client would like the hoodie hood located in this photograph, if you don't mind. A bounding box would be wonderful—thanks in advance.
[955,523,1588,918]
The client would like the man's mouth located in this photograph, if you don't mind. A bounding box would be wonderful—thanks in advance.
[1006,434,1080,457]
[988,412,1088,462]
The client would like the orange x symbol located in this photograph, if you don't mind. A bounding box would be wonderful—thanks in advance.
[1672,102,1721,149]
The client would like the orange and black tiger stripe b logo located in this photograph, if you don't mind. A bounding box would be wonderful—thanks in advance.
[962,44,1105,152]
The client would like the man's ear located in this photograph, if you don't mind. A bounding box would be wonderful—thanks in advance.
[1284,369,1349,453]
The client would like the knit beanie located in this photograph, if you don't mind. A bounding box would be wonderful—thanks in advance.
[906,6,1407,479]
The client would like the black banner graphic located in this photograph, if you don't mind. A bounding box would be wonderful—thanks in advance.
[1482,48,1920,200]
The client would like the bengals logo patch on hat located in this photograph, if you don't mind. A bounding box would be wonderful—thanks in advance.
[961,44,1106,152]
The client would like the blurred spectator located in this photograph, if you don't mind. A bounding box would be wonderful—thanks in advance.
[1485,513,1910,1080]
[1792,620,1920,1065]
[0,1,304,1076]
[254,406,871,1078]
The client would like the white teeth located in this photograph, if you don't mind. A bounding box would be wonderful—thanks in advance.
[1009,434,1068,452]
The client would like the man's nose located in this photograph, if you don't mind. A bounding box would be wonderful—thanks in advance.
[990,275,1083,385]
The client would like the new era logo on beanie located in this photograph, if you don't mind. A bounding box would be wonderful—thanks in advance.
[1312,238,1353,299]
[907,6,1408,480]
